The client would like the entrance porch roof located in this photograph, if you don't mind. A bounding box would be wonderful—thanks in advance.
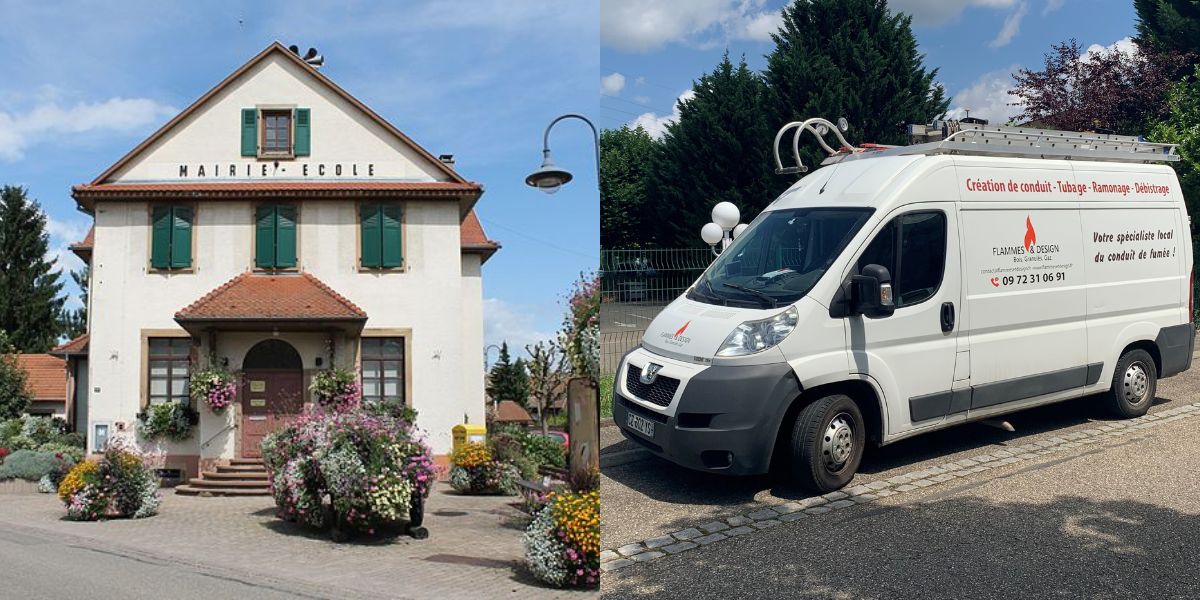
[175,272,367,333]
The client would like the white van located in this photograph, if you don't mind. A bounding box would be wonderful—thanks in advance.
[614,118,1195,492]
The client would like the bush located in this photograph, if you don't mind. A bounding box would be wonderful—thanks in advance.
[488,433,538,479]
[449,442,521,495]
[57,438,160,521]
[0,449,75,482]
[523,490,600,588]
[137,403,197,442]
[520,432,567,470]
[38,443,84,464]
[262,406,435,535]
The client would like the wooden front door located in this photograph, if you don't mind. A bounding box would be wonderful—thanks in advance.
[241,369,304,458]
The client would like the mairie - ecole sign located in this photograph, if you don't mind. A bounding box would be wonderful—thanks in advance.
[177,162,376,179]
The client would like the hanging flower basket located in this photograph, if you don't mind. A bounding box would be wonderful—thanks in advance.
[190,369,238,414]
[309,368,361,412]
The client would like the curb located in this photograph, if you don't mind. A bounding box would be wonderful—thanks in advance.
[600,401,1200,573]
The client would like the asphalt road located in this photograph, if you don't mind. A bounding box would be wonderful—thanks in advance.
[0,523,330,600]
[602,359,1200,599]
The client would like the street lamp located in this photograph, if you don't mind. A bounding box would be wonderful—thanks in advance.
[525,113,600,194]
[702,201,746,255]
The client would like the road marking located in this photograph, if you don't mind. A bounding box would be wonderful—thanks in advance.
[601,402,1200,574]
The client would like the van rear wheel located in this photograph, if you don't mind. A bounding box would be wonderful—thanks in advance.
[1106,349,1157,418]
[789,394,865,493]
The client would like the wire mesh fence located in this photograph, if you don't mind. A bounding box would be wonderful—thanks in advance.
[600,248,714,374]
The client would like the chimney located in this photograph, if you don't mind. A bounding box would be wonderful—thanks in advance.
[438,154,455,168]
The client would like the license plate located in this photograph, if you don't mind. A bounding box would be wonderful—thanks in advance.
[626,412,655,438]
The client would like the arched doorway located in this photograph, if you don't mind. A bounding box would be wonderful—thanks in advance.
[240,339,304,458]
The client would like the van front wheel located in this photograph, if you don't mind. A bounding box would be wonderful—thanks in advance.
[1106,349,1157,418]
[789,394,865,493]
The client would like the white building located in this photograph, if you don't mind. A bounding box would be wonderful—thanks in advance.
[62,42,497,482]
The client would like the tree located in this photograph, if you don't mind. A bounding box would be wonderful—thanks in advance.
[765,0,948,175]
[650,53,783,247]
[560,272,599,382]
[1010,39,1175,136]
[600,125,660,249]
[0,186,65,352]
[1136,0,1200,57]
[486,342,530,408]
[1150,65,1200,250]
[0,330,32,419]
[525,339,566,436]
[60,266,89,339]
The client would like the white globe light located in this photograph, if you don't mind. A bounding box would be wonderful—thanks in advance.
[732,223,749,239]
[711,202,740,230]
[701,222,724,246]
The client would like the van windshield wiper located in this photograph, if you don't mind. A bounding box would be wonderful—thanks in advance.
[721,283,778,308]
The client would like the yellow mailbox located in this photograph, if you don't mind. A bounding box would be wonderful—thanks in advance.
[452,423,487,454]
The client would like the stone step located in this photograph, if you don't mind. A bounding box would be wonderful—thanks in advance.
[175,485,271,497]
[216,464,269,473]
[186,477,269,489]
[200,470,269,481]
[229,458,265,466]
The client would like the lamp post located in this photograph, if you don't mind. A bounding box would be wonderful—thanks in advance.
[524,113,600,194]
[525,113,601,484]
[483,343,502,370]
[703,201,747,255]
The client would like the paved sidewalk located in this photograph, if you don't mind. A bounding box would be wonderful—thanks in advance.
[0,483,596,600]
[603,392,1200,598]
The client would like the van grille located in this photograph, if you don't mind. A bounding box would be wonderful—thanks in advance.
[625,364,680,408]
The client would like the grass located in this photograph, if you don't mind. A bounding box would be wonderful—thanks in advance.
[600,373,614,419]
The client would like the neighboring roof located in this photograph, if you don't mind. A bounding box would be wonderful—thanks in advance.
[70,227,94,262]
[176,272,367,322]
[12,354,66,402]
[459,210,500,263]
[88,42,466,187]
[51,333,90,357]
[494,400,534,423]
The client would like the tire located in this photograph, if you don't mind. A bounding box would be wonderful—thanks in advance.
[789,394,865,493]
[1106,349,1157,418]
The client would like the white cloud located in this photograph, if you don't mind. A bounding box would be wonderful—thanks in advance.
[0,95,176,160]
[601,0,782,53]
[601,72,627,96]
[944,66,1024,125]
[633,95,651,104]
[989,1,1028,48]
[629,89,695,139]
[635,76,646,85]
[889,0,1019,27]
[42,215,88,309]
[1042,0,1066,15]
[483,298,556,360]
[1084,36,1137,59]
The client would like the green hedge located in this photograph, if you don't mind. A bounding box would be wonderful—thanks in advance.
[0,450,73,482]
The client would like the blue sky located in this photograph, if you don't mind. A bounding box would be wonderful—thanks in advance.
[0,0,599,359]
[600,0,1138,136]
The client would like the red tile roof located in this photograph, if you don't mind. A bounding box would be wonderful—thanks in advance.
[460,210,500,262]
[70,227,94,261]
[495,400,534,424]
[176,272,367,321]
[73,180,479,198]
[12,354,66,402]
[51,333,89,356]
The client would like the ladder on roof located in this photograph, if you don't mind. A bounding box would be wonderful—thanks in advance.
[774,118,1179,176]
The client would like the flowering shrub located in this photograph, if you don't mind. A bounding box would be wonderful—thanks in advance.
[449,441,521,495]
[137,403,197,442]
[0,449,76,482]
[0,447,9,464]
[57,438,160,521]
[309,369,360,412]
[190,369,237,413]
[523,490,600,588]
[562,273,599,381]
[261,406,434,536]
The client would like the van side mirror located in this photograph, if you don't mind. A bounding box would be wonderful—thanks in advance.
[850,264,895,318]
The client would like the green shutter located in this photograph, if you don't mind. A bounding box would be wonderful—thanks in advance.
[293,108,310,156]
[151,206,172,269]
[381,205,402,268]
[275,205,297,268]
[360,204,382,268]
[241,108,258,157]
[255,205,276,268]
[170,207,193,268]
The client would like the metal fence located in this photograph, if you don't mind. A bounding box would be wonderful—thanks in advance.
[600,248,714,374]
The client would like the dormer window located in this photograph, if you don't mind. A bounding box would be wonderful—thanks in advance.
[240,107,310,159]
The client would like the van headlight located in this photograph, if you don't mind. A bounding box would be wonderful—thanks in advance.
[716,306,799,357]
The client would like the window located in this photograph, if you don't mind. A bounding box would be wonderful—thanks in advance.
[255,205,298,269]
[856,211,947,308]
[241,107,310,158]
[360,204,403,268]
[262,110,291,154]
[150,205,193,269]
[148,338,190,406]
[91,422,110,453]
[361,338,405,406]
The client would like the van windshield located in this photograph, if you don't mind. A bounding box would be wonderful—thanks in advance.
[689,207,874,308]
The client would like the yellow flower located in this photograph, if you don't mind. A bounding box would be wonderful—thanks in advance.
[58,459,99,503]
[451,442,492,469]
[550,490,601,555]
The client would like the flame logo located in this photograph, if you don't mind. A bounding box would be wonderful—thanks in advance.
[674,321,691,338]
[1023,216,1036,251]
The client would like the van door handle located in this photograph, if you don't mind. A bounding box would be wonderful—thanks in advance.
[940,302,955,332]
